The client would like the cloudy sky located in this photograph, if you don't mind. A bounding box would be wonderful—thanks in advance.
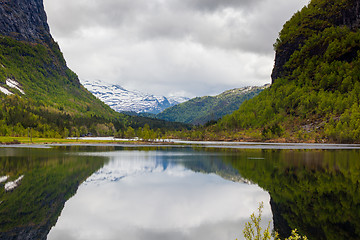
[43,0,308,98]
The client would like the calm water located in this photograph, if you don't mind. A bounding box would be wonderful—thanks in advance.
[0,145,359,240]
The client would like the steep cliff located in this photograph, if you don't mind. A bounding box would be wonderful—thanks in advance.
[213,0,360,143]
[0,0,51,44]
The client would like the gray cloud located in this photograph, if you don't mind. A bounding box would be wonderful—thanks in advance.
[179,0,265,12]
[44,0,308,97]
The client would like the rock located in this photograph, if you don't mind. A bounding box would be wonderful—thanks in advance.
[271,37,304,83]
[0,0,52,44]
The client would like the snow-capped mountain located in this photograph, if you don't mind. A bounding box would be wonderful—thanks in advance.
[82,80,189,114]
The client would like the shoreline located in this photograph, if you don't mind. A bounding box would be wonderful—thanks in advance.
[1,137,360,150]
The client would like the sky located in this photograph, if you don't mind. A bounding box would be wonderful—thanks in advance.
[43,0,308,98]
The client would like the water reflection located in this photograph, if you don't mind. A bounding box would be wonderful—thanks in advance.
[48,150,271,240]
[5,146,358,240]
[0,147,108,240]
[214,148,360,240]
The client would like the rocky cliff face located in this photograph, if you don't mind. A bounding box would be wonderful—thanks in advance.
[0,0,52,44]
[271,0,360,83]
[271,37,303,83]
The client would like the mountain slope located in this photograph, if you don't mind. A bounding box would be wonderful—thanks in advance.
[0,0,127,137]
[82,80,189,114]
[210,0,360,143]
[0,37,116,118]
[156,85,268,125]
[0,0,187,138]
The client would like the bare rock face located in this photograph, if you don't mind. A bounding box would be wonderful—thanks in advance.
[0,0,52,44]
[338,0,360,29]
[271,37,304,84]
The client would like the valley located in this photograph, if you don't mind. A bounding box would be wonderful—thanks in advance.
[1,0,360,144]
[1,1,360,240]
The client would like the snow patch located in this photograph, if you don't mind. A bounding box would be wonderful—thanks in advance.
[0,86,13,95]
[82,79,189,114]
[6,79,25,94]
[5,175,24,192]
[0,175,9,183]
[168,96,189,105]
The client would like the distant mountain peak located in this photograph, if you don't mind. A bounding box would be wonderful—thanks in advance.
[82,80,189,114]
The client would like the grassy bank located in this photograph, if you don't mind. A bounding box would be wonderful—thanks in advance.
[0,136,128,145]
[0,136,184,145]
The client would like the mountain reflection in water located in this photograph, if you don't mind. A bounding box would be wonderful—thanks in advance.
[0,146,109,240]
[216,148,360,240]
[1,146,359,240]
[48,149,271,240]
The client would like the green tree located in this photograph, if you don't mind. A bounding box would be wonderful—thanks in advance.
[242,202,271,240]
[240,202,307,240]
[124,126,135,139]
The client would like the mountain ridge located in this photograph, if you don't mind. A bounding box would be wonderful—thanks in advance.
[156,85,269,125]
[82,80,189,114]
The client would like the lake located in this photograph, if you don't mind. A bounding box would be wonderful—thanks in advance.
[0,144,359,240]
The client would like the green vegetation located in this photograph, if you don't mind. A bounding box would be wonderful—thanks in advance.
[242,202,272,240]
[4,0,360,143]
[0,35,123,137]
[214,148,360,240]
[240,202,307,240]
[0,36,188,138]
[156,86,266,125]
[0,147,108,238]
[194,0,360,143]
[0,136,131,144]
[0,36,116,117]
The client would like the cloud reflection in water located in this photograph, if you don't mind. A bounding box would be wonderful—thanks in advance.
[48,150,271,240]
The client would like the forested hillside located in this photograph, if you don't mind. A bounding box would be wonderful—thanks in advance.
[156,86,267,125]
[206,0,360,143]
[0,35,124,137]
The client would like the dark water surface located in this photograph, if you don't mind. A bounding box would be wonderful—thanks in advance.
[0,145,359,240]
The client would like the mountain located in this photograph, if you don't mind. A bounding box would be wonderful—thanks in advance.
[0,0,128,137]
[0,0,187,138]
[210,0,360,143]
[82,80,189,114]
[156,85,269,125]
